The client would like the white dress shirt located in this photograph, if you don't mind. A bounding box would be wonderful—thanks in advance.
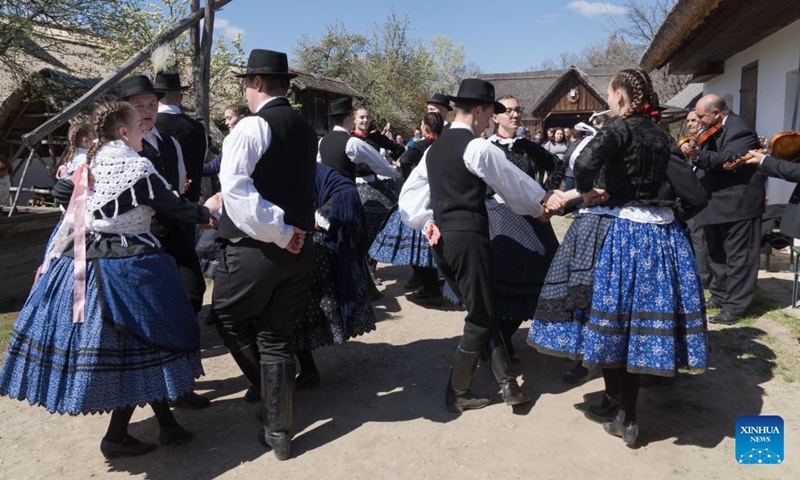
[219,97,295,248]
[143,127,187,191]
[316,125,400,179]
[398,122,546,230]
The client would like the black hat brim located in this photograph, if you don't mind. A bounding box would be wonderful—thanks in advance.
[122,90,166,101]
[447,96,506,114]
[235,70,298,79]
[327,108,355,117]
[427,100,452,111]
[154,86,191,92]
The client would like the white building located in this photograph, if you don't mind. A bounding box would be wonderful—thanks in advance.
[641,0,800,203]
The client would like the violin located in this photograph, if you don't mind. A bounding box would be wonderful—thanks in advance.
[681,122,722,156]
[676,136,693,148]
[723,131,800,170]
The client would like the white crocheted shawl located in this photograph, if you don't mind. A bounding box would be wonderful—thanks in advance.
[42,140,172,271]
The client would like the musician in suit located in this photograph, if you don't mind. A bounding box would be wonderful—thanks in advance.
[743,149,800,239]
[682,94,763,324]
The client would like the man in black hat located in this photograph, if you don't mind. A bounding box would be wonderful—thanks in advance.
[118,74,210,410]
[151,71,209,319]
[427,93,452,129]
[399,78,566,413]
[154,71,207,204]
[317,97,400,181]
[212,49,317,460]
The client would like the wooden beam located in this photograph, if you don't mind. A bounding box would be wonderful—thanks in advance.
[0,103,29,143]
[20,0,236,148]
[8,149,35,217]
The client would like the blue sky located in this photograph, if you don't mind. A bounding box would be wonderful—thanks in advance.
[212,0,651,73]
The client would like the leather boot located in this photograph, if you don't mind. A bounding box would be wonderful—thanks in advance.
[230,345,262,403]
[486,332,530,406]
[258,360,295,460]
[445,347,491,413]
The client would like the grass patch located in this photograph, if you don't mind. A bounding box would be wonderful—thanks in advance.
[765,309,800,339]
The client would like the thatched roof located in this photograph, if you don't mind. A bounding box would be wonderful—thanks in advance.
[640,0,800,77]
[666,83,703,110]
[478,66,622,114]
[289,69,361,98]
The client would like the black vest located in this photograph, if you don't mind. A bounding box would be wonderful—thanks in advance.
[140,132,181,238]
[156,111,207,202]
[140,131,180,190]
[218,98,317,240]
[427,128,488,235]
[319,130,355,180]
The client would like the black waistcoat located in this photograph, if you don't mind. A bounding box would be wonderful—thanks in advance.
[427,128,488,235]
[140,132,181,237]
[218,97,318,239]
[319,130,355,180]
[156,111,206,202]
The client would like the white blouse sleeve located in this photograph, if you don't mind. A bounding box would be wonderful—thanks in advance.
[398,153,433,230]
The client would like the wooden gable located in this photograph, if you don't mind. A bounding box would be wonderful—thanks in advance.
[533,72,607,117]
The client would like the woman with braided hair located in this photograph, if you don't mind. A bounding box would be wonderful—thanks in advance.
[56,123,95,180]
[0,101,222,458]
[527,69,708,446]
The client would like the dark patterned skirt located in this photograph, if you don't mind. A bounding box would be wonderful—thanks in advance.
[368,205,435,268]
[295,233,377,351]
[528,217,708,376]
[487,198,560,322]
[357,179,398,247]
[0,254,203,415]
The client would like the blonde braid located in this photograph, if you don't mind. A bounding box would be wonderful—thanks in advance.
[86,101,136,162]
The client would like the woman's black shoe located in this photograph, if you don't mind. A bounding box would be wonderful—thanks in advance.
[100,435,158,459]
[589,393,620,417]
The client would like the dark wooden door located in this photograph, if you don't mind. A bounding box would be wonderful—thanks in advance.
[740,62,758,129]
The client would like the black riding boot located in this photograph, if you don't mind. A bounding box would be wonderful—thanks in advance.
[445,347,492,413]
[258,360,295,460]
[230,345,262,403]
[486,332,530,406]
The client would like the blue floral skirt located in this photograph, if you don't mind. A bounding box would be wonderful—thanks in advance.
[368,205,435,268]
[0,254,203,415]
[295,233,377,351]
[528,217,708,376]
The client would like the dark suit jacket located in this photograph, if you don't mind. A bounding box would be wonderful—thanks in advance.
[692,113,764,225]
[759,155,800,238]
[155,111,207,202]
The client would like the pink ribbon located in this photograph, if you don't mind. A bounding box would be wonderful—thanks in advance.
[65,163,89,323]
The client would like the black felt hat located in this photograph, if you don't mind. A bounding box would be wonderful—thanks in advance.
[426,93,452,111]
[447,79,505,114]
[235,49,297,78]
[327,97,356,117]
[118,75,165,100]
[153,71,190,91]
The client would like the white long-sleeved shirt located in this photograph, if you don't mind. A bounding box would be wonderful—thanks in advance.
[316,125,400,179]
[218,97,294,248]
[398,122,546,230]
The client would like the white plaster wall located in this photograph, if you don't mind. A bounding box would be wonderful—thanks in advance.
[704,19,800,204]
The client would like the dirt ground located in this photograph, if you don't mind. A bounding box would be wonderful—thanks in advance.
[1,218,799,479]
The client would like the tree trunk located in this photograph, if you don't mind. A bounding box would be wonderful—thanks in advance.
[194,0,215,130]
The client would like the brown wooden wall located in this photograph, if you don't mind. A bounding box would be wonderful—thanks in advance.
[534,76,606,117]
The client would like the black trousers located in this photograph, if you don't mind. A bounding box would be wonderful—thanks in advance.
[704,216,761,315]
[212,238,314,361]
[160,222,206,313]
[687,218,711,288]
[431,230,496,351]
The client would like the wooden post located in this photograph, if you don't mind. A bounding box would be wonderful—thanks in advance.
[20,0,236,148]
[194,0,215,130]
[8,148,34,217]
